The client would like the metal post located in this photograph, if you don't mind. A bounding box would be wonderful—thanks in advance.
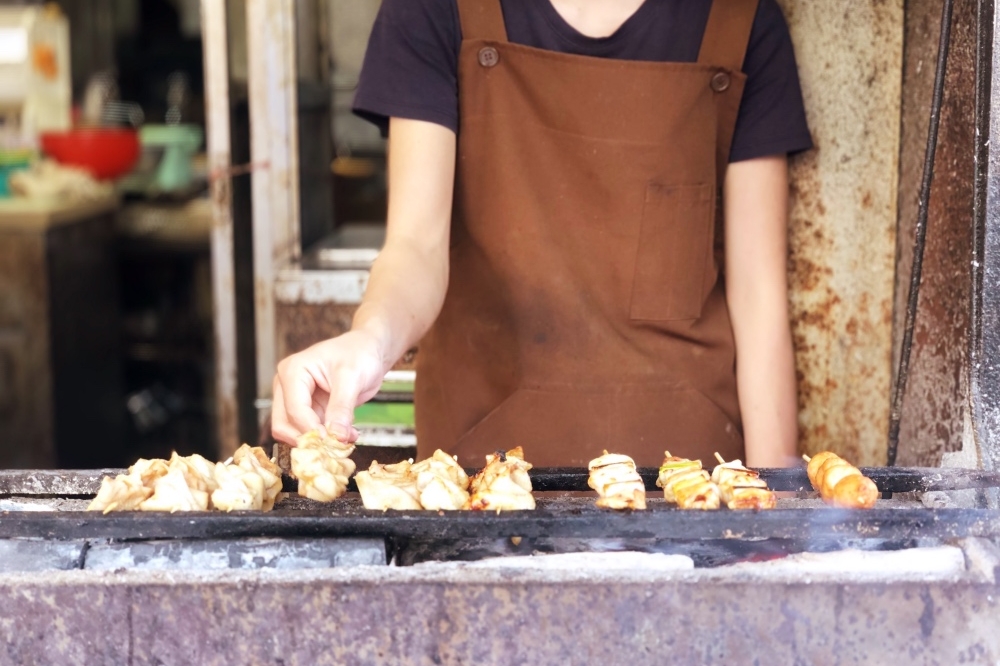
[246,0,302,426]
[202,0,241,456]
[971,0,999,507]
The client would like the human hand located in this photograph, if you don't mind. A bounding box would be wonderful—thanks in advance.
[271,330,386,445]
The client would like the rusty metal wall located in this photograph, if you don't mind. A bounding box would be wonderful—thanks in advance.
[779,1,904,465]
[894,0,977,467]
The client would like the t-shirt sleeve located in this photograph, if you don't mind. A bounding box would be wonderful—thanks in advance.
[352,0,461,137]
[730,0,813,162]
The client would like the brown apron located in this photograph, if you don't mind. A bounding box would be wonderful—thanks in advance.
[415,0,759,468]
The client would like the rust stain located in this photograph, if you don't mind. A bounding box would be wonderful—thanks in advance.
[778,1,904,466]
[892,0,976,466]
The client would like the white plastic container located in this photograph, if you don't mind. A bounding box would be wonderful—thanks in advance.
[0,5,71,139]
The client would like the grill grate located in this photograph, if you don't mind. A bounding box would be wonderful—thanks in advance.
[0,500,997,542]
[5,466,995,497]
[2,466,998,545]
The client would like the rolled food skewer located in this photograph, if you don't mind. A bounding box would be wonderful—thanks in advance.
[804,451,878,509]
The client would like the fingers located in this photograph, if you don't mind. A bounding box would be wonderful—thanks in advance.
[323,370,362,442]
[283,368,324,437]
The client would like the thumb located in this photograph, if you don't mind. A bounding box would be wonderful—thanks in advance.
[323,371,361,442]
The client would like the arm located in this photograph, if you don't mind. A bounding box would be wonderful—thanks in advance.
[723,154,799,468]
[272,118,456,443]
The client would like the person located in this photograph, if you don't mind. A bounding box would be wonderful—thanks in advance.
[271,0,812,469]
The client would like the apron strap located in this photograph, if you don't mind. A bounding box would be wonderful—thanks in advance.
[456,0,510,43]
[697,0,761,71]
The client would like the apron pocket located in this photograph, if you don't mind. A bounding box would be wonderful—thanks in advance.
[630,183,714,322]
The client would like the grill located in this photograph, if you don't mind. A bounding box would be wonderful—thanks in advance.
[2,465,997,545]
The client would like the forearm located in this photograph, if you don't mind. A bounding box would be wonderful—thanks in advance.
[352,239,448,373]
[731,299,799,468]
[724,155,799,468]
[349,117,456,373]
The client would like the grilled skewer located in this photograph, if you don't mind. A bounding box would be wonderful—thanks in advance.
[656,452,720,510]
[291,431,357,502]
[711,453,776,510]
[804,452,879,509]
[588,451,647,510]
[467,447,536,511]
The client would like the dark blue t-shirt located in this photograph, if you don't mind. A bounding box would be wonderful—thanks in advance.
[353,0,812,162]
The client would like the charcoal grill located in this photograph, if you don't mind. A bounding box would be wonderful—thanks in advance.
[1,465,998,545]
[1,463,1000,665]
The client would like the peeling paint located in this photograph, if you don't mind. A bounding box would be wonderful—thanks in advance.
[780,1,904,465]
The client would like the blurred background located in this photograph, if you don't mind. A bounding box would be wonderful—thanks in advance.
[0,0,395,469]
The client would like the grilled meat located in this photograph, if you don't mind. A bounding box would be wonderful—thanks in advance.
[656,452,720,510]
[87,474,152,513]
[211,461,266,512]
[233,444,283,511]
[127,458,169,486]
[711,454,776,510]
[806,452,878,509]
[355,459,423,511]
[291,430,357,502]
[467,446,535,511]
[168,452,218,494]
[412,450,470,511]
[140,468,210,512]
[88,446,284,513]
[587,451,647,510]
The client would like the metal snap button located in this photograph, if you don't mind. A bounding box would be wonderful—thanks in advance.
[710,71,731,93]
[478,46,500,68]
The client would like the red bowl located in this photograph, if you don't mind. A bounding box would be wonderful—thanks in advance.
[40,128,141,180]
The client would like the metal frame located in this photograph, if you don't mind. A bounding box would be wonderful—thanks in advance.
[201,0,241,456]
[972,0,1000,507]
[204,0,302,446]
[245,0,302,426]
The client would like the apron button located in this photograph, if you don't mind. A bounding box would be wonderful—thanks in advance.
[478,46,500,68]
[710,71,731,93]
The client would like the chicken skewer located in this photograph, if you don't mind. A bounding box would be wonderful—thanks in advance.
[711,453,776,510]
[656,451,720,510]
[587,451,647,510]
[803,452,879,509]
[467,446,536,511]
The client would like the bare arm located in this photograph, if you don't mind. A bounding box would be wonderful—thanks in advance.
[723,155,799,468]
[354,118,456,369]
[272,118,456,443]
